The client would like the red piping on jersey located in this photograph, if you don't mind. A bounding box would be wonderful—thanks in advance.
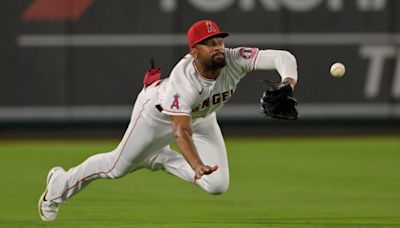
[162,109,191,116]
[156,105,190,116]
[252,49,260,71]
[48,98,151,202]
[192,60,202,78]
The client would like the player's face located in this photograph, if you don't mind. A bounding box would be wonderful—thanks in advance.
[193,37,226,70]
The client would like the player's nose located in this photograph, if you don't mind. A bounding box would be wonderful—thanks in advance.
[212,45,224,54]
[214,43,224,50]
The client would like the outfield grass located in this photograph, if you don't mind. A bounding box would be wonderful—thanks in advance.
[0,137,399,227]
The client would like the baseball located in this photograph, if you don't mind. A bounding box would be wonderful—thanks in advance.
[330,62,346,78]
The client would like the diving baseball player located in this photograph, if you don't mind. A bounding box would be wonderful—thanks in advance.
[39,19,298,221]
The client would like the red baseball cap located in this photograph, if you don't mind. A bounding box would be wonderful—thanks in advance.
[187,20,229,48]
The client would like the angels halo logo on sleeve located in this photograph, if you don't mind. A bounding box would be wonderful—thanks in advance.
[239,47,257,59]
[170,93,180,109]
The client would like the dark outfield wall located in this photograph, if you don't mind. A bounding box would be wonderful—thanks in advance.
[1,0,399,121]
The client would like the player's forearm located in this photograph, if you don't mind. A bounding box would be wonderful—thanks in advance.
[254,50,298,83]
[170,115,204,170]
[174,128,204,170]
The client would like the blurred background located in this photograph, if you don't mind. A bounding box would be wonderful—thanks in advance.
[1,0,400,138]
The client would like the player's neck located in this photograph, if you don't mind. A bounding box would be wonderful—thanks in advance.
[194,61,222,80]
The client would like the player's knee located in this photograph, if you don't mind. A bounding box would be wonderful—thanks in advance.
[108,165,131,179]
[103,149,136,179]
[283,50,297,65]
[108,169,126,179]
[207,182,229,195]
[204,177,229,195]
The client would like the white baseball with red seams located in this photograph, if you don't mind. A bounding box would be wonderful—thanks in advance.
[40,46,298,217]
[330,62,346,78]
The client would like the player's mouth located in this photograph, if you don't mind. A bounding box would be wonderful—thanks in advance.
[213,52,225,59]
[210,51,226,69]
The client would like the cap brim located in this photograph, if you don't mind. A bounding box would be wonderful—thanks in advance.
[192,32,230,47]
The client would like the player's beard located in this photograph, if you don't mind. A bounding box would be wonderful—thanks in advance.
[206,52,226,70]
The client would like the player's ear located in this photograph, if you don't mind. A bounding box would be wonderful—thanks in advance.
[190,48,198,59]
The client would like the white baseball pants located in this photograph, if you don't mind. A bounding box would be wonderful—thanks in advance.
[51,86,230,203]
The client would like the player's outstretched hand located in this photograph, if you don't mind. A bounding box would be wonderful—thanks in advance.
[194,165,218,180]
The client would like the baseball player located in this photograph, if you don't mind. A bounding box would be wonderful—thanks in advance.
[38,19,298,221]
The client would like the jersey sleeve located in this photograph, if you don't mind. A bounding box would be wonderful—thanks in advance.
[229,47,260,73]
[158,81,197,117]
[253,49,298,82]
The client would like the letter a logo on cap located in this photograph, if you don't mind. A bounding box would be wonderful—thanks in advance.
[205,21,216,33]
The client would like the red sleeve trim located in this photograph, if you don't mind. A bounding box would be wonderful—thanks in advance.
[161,109,191,117]
[252,49,260,71]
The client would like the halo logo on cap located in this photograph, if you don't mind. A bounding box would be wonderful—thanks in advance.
[187,20,229,48]
[205,21,216,33]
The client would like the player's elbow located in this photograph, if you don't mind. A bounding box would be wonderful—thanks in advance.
[276,50,298,82]
[281,50,297,66]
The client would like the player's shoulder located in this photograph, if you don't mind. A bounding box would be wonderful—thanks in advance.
[170,54,196,78]
[170,54,194,74]
[167,54,199,93]
[176,54,194,67]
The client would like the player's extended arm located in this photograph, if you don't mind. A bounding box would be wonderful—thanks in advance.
[255,50,298,89]
[170,115,218,180]
[257,50,299,120]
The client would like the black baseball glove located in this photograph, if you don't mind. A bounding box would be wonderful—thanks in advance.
[260,80,298,120]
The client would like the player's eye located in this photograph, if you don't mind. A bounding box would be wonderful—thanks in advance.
[198,38,223,47]
[198,40,212,46]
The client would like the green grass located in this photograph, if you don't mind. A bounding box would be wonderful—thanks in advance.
[1,137,400,227]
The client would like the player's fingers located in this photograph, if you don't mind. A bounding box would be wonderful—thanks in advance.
[194,165,218,180]
[203,165,218,175]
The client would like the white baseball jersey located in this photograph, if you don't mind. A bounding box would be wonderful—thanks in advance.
[44,47,298,208]
[155,47,259,120]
